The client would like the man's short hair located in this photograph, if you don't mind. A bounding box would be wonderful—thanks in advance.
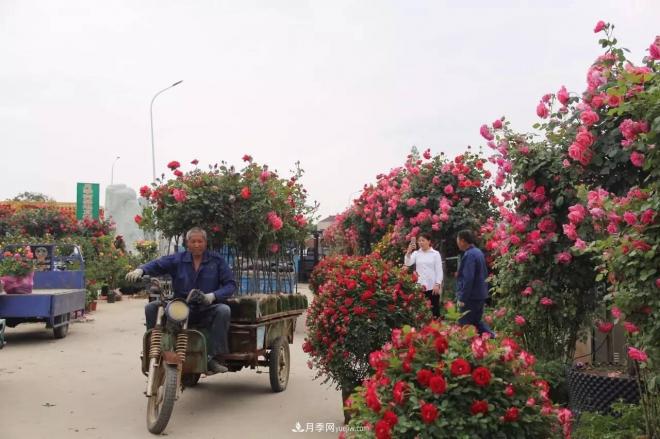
[457,229,477,245]
[186,227,207,241]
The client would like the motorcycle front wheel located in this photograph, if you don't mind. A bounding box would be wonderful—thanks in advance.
[146,363,178,434]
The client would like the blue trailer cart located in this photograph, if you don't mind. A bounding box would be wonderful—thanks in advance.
[0,244,86,339]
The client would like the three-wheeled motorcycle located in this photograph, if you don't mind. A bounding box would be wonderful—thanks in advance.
[139,276,305,434]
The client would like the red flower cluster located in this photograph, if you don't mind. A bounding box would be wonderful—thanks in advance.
[344,319,562,437]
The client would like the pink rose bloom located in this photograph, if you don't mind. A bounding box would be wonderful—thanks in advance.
[492,119,503,129]
[557,86,570,105]
[597,321,614,333]
[444,185,454,195]
[526,398,536,407]
[608,94,622,107]
[623,321,639,334]
[519,351,536,367]
[514,315,526,326]
[607,222,619,234]
[406,198,417,207]
[260,170,271,182]
[623,211,637,226]
[641,209,655,225]
[574,239,587,250]
[555,252,572,264]
[540,297,554,307]
[580,110,599,127]
[594,20,606,33]
[269,243,280,253]
[523,179,536,192]
[611,306,622,319]
[591,94,605,108]
[630,151,645,168]
[480,124,494,141]
[563,223,578,240]
[514,250,529,263]
[536,102,549,119]
[562,159,571,168]
[432,176,441,185]
[267,211,283,231]
[172,188,187,202]
[521,287,533,297]
[575,129,596,147]
[627,347,648,362]
[649,36,660,60]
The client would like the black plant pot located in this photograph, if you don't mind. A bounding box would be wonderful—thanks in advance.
[566,366,640,416]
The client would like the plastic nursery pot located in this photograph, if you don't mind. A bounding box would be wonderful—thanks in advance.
[566,366,640,416]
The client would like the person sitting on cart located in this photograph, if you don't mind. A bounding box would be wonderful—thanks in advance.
[126,227,236,374]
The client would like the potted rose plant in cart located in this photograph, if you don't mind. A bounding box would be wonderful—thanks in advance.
[0,246,36,294]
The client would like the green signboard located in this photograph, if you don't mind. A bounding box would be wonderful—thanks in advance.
[76,183,100,220]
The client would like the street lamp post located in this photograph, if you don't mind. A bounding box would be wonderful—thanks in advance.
[150,80,183,182]
[110,156,120,185]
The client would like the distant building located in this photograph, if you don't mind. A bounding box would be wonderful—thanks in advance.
[316,215,336,232]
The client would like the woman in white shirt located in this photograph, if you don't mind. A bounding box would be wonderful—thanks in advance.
[404,233,443,318]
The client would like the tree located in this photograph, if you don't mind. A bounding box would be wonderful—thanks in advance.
[11,192,54,202]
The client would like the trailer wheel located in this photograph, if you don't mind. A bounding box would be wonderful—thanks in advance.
[269,336,290,392]
[53,313,70,339]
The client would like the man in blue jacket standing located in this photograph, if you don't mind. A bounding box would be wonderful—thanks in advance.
[126,227,237,373]
[456,229,495,338]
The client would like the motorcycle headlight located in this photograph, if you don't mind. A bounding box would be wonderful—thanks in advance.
[166,300,189,322]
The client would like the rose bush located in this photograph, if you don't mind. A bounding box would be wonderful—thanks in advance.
[324,148,494,262]
[303,254,432,396]
[137,157,316,256]
[481,25,658,366]
[344,317,570,439]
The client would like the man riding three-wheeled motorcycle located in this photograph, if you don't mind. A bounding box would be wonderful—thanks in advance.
[125,226,237,434]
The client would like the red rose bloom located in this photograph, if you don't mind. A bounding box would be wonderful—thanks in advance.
[416,369,433,386]
[435,335,449,354]
[472,366,492,387]
[393,381,408,404]
[240,186,251,199]
[450,358,472,376]
[167,160,180,170]
[503,407,520,422]
[420,403,439,424]
[504,385,515,397]
[134,215,142,224]
[374,420,391,439]
[429,375,447,395]
[382,410,398,427]
[173,169,183,177]
[470,400,489,415]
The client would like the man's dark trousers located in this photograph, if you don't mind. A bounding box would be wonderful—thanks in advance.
[458,299,495,337]
[145,301,231,357]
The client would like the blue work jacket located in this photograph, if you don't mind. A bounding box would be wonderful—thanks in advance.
[456,246,489,302]
[141,250,236,301]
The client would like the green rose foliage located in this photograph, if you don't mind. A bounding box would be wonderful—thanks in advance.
[345,320,569,439]
[303,254,432,391]
[137,158,316,256]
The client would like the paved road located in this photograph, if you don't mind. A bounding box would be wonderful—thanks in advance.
[0,286,344,438]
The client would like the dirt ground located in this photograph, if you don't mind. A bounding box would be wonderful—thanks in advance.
[0,285,346,439]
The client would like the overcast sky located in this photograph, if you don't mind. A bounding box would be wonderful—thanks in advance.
[1,0,658,219]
